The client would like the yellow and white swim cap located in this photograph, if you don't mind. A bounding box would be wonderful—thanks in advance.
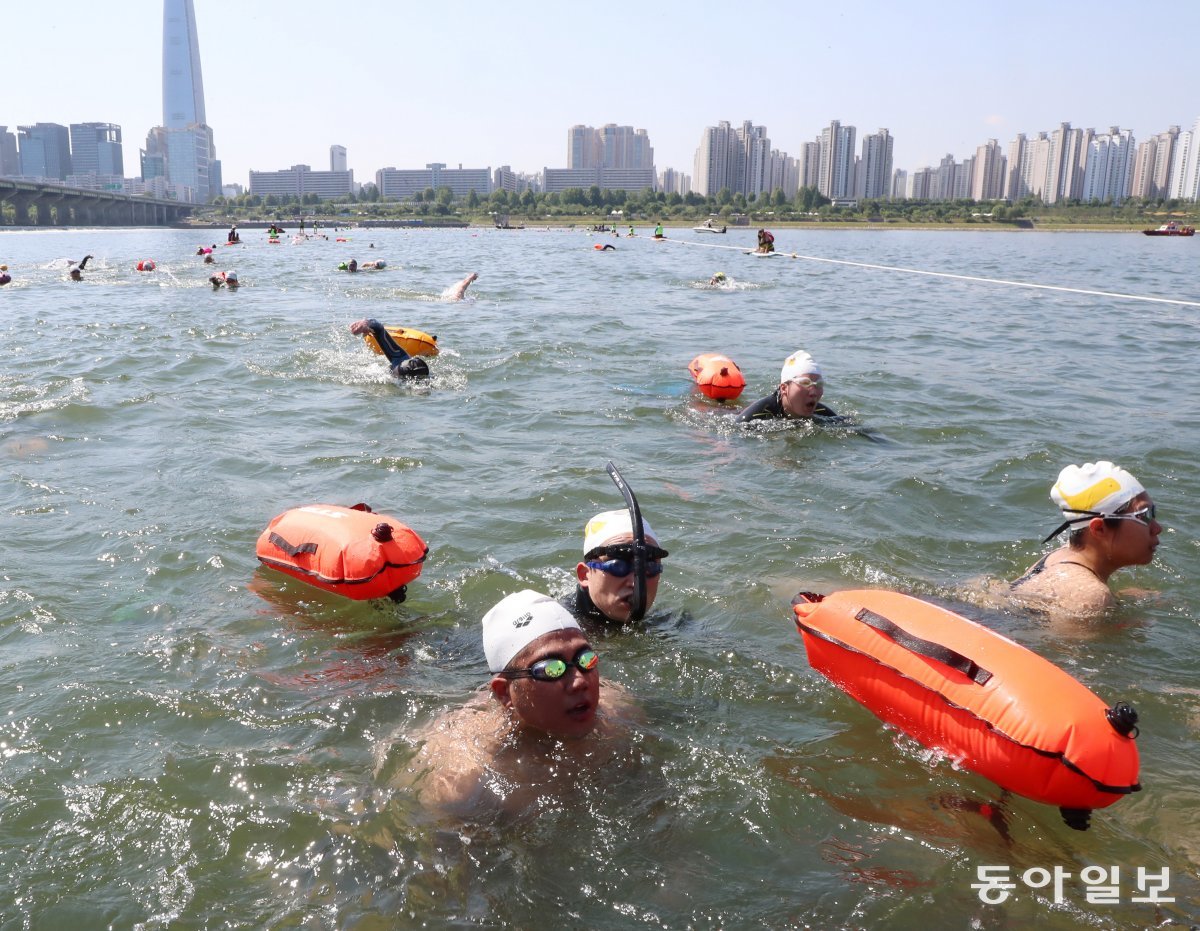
[1051,461,1144,526]
[780,351,821,385]
[583,509,659,555]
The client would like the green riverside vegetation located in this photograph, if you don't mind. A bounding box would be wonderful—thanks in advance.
[193,184,1199,231]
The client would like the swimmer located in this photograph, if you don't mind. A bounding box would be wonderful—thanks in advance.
[1010,461,1162,617]
[736,350,839,423]
[349,318,430,379]
[598,243,616,251]
[209,271,239,290]
[67,254,93,281]
[347,258,358,273]
[709,271,728,287]
[406,590,634,814]
[203,254,215,264]
[445,271,478,300]
[571,510,668,625]
[0,264,10,286]
[360,260,387,270]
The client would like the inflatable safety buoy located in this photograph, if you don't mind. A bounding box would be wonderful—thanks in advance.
[791,589,1140,829]
[136,260,156,272]
[256,503,428,601]
[688,353,746,400]
[364,326,439,358]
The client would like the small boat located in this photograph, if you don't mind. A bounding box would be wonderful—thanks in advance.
[1142,222,1195,237]
[693,224,727,234]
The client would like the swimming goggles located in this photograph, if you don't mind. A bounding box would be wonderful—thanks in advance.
[583,544,669,578]
[1042,504,1157,542]
[585,557,664,578]
[1111,504,1156,526]
[787,376,824,389]
[501,647,599,682]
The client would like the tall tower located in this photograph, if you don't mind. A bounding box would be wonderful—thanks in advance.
[163,0,206,127]
[149,0,220,202]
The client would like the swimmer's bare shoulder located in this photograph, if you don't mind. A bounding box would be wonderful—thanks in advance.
[1011,563,1114,619]
[403,694,502,811]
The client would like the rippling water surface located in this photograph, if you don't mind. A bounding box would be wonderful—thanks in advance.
[1,225,1198,929]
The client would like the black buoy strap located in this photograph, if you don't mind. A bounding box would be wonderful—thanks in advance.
[854,608,993,686]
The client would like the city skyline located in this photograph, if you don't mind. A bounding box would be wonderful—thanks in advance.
[4,1,1198,190]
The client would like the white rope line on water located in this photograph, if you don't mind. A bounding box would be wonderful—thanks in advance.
[653,235,1200,309]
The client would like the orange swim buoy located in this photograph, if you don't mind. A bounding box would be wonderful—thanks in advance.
[688,353,746,400]
[792,589,1141,829]
[256,503,428,601]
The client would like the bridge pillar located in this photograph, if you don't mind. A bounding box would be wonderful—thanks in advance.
[7,195,33,226]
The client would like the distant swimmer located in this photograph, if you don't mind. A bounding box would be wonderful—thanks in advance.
[349,318,430,379]
[596,243,616,251]
[0,264,10,286]
[359,260,387,270]
[210,271,239,290]
[67,254,93,281]
[735,350,840,423]
[708,271,729,287]
[1010,460,1162,618]
[203,253,215,264]
[348,258,358,273]
[445,271,478,301]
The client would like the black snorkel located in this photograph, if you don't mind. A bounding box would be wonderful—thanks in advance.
[605,460,648,622]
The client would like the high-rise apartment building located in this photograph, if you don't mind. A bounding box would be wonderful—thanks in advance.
[330,145,347,173]
[1168,117,1200,201]
[18,123,71,180]
[797,141,820,190]
[859,129,893,199]
[567,125,654,172]
[818,120,856,199]
[146,0,221,202]
[0,127,19,177]
[1080,127,1136,204]
[971,139,1006,200]
[1149,126,1180,199]
[70,123,124,177]
[693,119,788,197]
[694,121,739,196]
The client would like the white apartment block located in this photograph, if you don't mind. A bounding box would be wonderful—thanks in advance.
[249,164,354,200]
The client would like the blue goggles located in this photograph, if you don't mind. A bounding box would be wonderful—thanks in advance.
[583,544,668,579]
[501,647,599,682]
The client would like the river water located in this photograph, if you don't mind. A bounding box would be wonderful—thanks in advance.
[1,225,1197,929]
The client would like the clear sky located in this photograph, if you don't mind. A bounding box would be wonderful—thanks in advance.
[5,0,1198,188]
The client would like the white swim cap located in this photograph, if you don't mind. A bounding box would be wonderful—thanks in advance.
[483,590,581,672]
[1051,461,1144,527]
[780,351,822,384]
[225,271,238,281]
[583,510,659,555]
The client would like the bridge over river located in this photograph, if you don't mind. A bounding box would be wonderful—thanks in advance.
[0,178,194,226]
